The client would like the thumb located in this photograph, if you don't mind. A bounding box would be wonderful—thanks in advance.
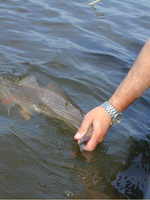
[74,115,92,140]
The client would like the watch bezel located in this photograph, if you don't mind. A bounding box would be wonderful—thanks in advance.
[112,112,122,125]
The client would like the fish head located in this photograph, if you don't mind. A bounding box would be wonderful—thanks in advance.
[79,125,94,152]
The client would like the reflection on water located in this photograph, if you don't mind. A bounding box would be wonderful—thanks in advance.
[0,0,150,198]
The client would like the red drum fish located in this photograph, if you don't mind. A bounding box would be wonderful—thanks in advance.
[0,76,93,151]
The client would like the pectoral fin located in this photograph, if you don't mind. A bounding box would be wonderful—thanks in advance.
[19,105,33,121]
[1,97,16,106]
[1,97,16,115]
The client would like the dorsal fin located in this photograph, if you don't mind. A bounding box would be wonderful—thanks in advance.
[44,81,70,100]
[44,81,83,115]
[19,76,39,87]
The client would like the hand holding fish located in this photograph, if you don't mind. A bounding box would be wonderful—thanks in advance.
[75,38,150,151]
[74,106,111,151]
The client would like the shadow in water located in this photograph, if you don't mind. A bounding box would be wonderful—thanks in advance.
[71,134,150,199]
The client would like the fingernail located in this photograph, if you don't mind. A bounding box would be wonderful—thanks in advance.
[75,132,83,139]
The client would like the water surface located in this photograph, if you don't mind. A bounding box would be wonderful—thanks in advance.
[0,0,150,198]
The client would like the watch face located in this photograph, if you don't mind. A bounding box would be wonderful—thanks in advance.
[113,113,122,125]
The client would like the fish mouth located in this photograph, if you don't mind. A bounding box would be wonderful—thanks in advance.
[78,125,93,152]
[79,136,91,152]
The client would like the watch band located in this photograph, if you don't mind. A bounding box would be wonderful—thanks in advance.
[101,101,122,125]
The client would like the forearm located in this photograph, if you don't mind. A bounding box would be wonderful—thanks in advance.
[75,38,150,151]
[109,38,150,112]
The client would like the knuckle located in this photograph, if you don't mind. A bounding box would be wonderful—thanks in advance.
[94,132,104,144]
[83,114,89,121]
[83,113,91,123]
[77,127,83,134]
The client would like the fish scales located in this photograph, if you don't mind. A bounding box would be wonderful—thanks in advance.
[20,85,83,128]
[0,76,91,151]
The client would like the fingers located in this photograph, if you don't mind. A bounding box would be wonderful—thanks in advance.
[83,129,103,151]
[81,120,101,151]
[74,106,112,152]
[74,114,92,140]
[83,139,97,151]
[83,119,111,151]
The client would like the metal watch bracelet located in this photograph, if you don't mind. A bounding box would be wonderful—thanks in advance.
[101,101,122,125]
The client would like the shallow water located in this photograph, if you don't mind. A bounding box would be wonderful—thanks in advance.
[0,0,150,199]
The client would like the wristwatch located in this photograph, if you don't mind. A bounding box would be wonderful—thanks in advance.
[101,101,122,125]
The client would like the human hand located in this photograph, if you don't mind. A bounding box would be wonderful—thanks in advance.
[74,106,112,151]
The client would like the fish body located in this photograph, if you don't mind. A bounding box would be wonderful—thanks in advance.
[0,76,92,151]
[0,76,83,128]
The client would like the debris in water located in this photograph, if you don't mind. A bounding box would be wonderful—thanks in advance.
[65,190,74,198]
[89,0,101,6]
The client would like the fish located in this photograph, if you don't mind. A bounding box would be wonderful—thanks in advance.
[78,125,94,151]
[0,76,92,151]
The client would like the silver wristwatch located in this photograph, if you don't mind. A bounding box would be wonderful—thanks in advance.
[101,101,122,125]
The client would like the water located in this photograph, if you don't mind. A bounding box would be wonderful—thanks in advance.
[0,0,150,198]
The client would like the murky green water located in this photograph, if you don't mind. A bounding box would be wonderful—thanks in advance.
[0,0,150,198]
